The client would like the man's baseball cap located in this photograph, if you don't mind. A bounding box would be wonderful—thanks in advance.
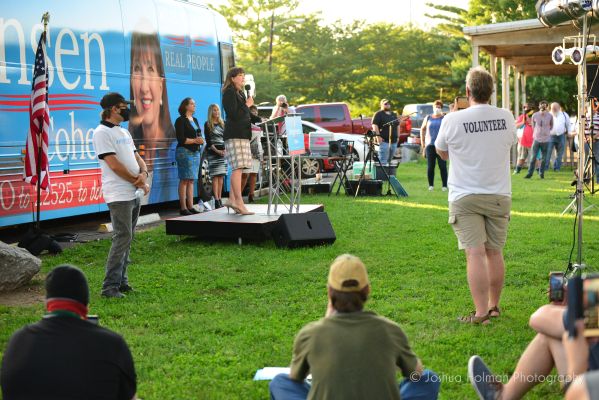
[100,92,134,109]
[328,254,369,292]
[45,265,89,305]
[381,99,390,106]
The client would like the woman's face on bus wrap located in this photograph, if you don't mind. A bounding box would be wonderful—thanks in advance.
[131,47,163,129]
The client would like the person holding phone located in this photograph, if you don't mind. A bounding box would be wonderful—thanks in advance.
[468,275,599,400]
[420,100,448,191]
[175,97,205,216]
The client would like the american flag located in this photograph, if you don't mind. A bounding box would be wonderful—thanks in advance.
[23,31,50,192]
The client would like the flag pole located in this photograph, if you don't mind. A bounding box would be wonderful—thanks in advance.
[36,12,49,229]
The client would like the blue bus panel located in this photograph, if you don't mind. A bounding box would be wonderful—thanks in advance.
[0,0,233,227]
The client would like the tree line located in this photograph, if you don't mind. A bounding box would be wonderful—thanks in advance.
[210,0,577,117]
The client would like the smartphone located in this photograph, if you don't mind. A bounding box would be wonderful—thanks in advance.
[456,97,470,110]
[549,272,564,303]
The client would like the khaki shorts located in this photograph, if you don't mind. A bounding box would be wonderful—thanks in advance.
[448,194,511,250]
[517,143,532,161]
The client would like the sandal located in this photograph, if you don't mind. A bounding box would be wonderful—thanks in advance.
[457,311,490,325]
[488,306,501,318]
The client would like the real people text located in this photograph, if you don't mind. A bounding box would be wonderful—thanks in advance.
[463,119,508,134]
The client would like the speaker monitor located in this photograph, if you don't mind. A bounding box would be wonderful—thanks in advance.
[271,212,336,248]
[328,140,346,157]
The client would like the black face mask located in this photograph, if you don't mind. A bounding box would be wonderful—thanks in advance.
[540,106,546,112]
[119,107,131,122]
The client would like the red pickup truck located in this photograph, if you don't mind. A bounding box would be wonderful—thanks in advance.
[295,102,411,142]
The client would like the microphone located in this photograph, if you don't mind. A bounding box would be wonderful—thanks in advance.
[245,84,251,98]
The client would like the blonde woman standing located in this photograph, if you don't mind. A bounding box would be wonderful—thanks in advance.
[204,104,227,209]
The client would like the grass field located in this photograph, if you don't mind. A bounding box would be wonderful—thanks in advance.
[2,159,598,399]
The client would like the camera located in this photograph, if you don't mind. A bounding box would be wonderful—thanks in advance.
[365,129,376,139]
[281,102,288,108]
[566,274,599,338]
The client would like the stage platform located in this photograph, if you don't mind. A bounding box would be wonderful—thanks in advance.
[165,204,324,240]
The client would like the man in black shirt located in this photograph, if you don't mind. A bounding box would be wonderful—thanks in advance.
[1,265,138,400]
[372,99,400,165]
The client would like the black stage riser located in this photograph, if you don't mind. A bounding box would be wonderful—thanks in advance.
[271,212,336,249]
[165,204,325,240]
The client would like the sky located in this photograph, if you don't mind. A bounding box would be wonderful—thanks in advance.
[202,0,471,27]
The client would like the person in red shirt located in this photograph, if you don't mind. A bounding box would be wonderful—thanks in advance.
[514,103,541,174]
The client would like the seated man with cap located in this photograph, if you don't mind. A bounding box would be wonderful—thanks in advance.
[1,265,138,400]
[269,254,440,400]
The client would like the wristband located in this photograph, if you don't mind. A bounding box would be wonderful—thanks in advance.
[141,171,148,177]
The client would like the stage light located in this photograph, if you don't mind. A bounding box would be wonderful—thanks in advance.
[536,0,592,28]
[572,45,599,64]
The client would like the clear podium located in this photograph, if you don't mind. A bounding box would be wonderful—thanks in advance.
[257,114,303,215]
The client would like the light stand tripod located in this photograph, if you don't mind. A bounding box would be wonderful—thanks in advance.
[563,15,594,277]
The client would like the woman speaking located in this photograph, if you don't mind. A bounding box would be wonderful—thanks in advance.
[221,67,263,215]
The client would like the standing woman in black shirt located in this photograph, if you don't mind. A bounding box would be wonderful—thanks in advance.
[221,67,262,215]
[175,97,205,215]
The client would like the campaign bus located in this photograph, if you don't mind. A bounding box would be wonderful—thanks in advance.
[0,0,235,228]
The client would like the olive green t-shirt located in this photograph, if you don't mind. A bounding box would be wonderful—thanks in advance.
[290,310,418,400]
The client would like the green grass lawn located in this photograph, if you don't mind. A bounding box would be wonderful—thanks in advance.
[2,159,598,399]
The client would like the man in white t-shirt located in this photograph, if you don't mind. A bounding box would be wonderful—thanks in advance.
[92,92,149,299]
[545,102,571,172]
[435,66,518,326]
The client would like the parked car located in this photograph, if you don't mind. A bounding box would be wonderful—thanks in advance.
[300,120,365,177]
[402,103,451,136]
[295,102,411,143]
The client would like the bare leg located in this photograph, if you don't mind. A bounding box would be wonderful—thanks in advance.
[186,181,194,209]
[178,180,188,210]
[249,173,257,196]
[486,249,505,316]
[213,177,222,200]
[241,173,249,194]
[465,244,490,322]
[517,159,525,166]
[501,334,567,400]
[529,305,566,339]
[230,169,247,210]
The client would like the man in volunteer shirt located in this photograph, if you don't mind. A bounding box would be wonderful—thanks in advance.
[269,254,440,400]
[1,265,138,400]
[93,92,149,299]
[435,66,518,325]
[513,103,540,175]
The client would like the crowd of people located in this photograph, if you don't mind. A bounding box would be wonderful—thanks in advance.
[3,66,598,400]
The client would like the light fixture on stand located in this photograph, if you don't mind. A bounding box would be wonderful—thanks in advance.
[536,0,597,276]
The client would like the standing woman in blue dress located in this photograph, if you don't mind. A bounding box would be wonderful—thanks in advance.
[221,67,263,215]
[175,97,205,215]
[420,99,448,191]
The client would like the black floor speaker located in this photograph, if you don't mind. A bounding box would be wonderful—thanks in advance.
[271,212,336,248]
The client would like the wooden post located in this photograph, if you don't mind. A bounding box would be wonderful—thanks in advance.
[501,59,508,109]
[514,69,520,118]
[472,45,479,68]
[490,55,497,107]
